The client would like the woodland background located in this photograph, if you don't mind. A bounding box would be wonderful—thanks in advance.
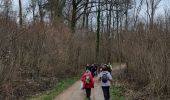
[0,0,169,99]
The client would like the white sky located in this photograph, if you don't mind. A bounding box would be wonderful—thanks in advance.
[149,0,170,15]
[12,0,170,20]
[13,0,29,10]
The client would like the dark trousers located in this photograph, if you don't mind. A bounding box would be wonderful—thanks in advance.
[102,86,110,100]
[85,88,91,100]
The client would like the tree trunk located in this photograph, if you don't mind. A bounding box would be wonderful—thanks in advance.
[106,2,109,33]
[38,0,44,23]
[96,0,101,62]
[116,0,119,35]
[85,13,89,29]
[71,0,77,33]
[19,0,22,26]
[82,0,89,28]
[32,8,36,24]
[109,2,112,37]
[125,9,128,31]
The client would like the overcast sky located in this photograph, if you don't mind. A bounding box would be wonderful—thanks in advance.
[12,0,170,19]
[13,0,29,10]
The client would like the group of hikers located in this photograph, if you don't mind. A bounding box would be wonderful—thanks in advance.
[81,63,113,100]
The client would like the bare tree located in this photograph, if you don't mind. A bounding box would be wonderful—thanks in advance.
[133,0,144,29]
[37,0,45,23]
[71,0,77,33]
[96,0,101,61]
[31,0,36,24]
[44,0,66,23]
[124,0,132,31]
[2,0,12,21]
[146,0,162,29]
[19,0,22,26]
[82,0,89,28]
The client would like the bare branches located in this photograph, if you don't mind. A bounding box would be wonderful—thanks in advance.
[133,0,144,28]
[146,0,162,29]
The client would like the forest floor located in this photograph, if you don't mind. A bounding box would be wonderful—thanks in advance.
[54,64,126,100]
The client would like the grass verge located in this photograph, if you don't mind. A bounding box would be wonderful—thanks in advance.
[111,84,126,100]
[29,77,78,100]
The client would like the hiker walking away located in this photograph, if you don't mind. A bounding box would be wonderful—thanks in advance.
[98,65,112,100]
[94,64,99,75]
[107,63,113,74]
[98,64,103,74]
[91,64,96,77]
[86,64,90,70]
[94,65,97,76]
[81,69,94,100]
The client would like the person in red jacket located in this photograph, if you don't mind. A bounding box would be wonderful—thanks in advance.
[81,69,94,100]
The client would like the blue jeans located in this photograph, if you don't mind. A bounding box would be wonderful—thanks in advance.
[102,86,110,100]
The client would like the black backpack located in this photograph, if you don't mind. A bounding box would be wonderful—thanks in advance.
[102,73,108,83]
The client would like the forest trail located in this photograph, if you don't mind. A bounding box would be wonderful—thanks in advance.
[54,80,84,100]
[54,64,126,100]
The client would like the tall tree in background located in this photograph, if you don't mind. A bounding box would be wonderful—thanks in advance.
[70,0,86,33]
[115,0,119,35]
[19,0,22,26]
[38,0,44,23]
[2,0,12,22]
[108,0,113,35]
[71,0,77,33]
[31,0,36,24]
[124,0,132,31]
[96,0,101,61]
[133,0,144,29]
[44,0,66,23]
[146,0,162,29]
[82,0,90,28]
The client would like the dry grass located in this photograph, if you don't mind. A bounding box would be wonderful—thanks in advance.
[0,18,97,99]
[112,25,170,99]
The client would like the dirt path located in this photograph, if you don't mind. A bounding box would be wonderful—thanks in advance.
[91,78,104,100]
[54,64,126,100]
[54,78,104,100]
[54,80,84,100]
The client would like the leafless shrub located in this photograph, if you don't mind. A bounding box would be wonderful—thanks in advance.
[113,23,170,98]
[0,16,100,99]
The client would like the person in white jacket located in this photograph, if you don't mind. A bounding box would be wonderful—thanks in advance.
[98,65,112,100]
